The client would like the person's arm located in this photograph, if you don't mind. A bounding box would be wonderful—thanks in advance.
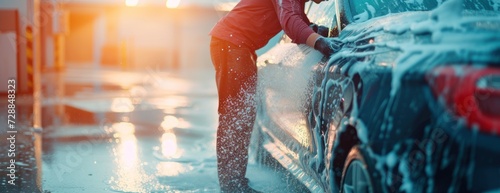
[272,0,341,56]
[271,0,316,45]
[306,33,321,48]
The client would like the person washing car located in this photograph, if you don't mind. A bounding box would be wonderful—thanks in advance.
[209,0,342,192]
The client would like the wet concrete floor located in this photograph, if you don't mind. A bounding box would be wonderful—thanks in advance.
[1,66,309,193]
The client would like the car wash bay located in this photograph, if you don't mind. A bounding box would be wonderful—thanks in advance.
[0,0,309,192]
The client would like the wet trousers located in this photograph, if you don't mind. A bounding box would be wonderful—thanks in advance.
[210,37,257,192]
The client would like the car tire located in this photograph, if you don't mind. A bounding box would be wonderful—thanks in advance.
[340,146,381,193]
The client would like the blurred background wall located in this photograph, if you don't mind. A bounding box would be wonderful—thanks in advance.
[47,0,224,71]
[0,1,232,192]
[0,0,236,131]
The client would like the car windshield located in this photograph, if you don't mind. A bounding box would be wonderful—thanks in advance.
[349,0,500,23]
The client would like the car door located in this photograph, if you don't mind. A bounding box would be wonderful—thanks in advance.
[256,32,323,160]
[256,0,340,183]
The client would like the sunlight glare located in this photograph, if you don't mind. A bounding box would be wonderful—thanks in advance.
[166,0,180,8]
[161,132,179,158]
[161,115,179,130]
[111,98,135,113]
[120,134,138,168]
[110,123,149,192]
[125,0,139,6]
[112,122,136,137]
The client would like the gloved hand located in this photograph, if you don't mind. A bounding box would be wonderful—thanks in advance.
[310,23,329,37]
[314,37,343,56]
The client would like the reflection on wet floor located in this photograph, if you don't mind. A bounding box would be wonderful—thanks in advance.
[156,161,192,177]
[161,132,179,158]
[161,115,180,129]
[109,122,152,193]
[39,67,225,192]
[39,67,309,193]
[110,98,135,113]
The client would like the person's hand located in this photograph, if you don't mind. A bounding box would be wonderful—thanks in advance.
[310,23,329,37]
[314,37,343,56]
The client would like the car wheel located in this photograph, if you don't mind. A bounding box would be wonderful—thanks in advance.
[340,146,380,193]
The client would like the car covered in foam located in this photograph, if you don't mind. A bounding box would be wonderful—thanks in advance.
[252,0,500,192]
